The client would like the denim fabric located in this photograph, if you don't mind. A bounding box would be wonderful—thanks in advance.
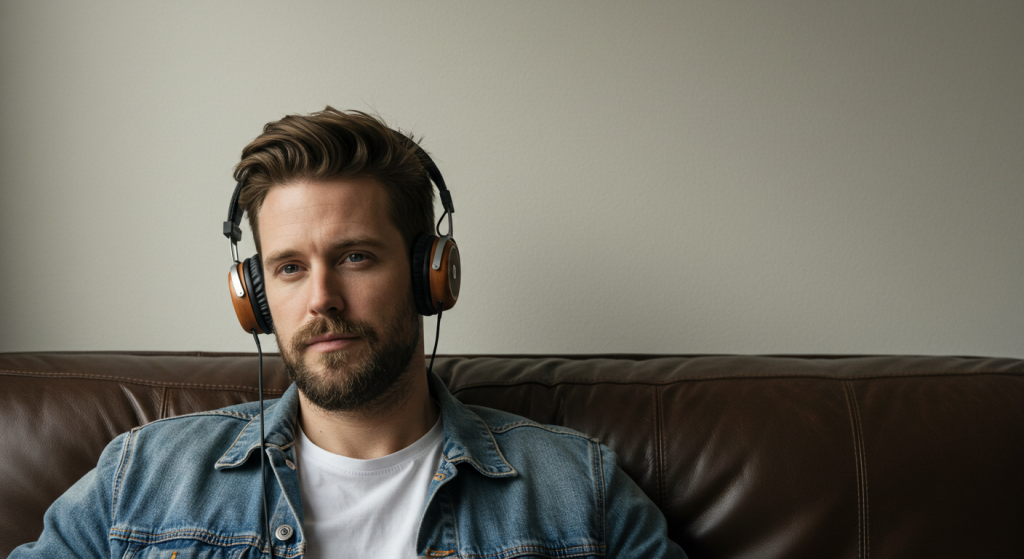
[12,373,686,559]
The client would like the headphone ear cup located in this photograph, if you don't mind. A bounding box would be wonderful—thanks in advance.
[429,239,459,312]
[411,234,438,316]
[242,257,274,334]
[229,262,262,334]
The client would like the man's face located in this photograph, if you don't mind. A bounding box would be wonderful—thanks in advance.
[258,178,422,414]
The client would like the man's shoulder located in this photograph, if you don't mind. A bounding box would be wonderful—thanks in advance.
[126,396,281,453]
[109,396,288,498]
[136,398,264,430]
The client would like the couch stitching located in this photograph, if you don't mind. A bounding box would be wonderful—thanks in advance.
[3,368,1020,390]
[445,369,1024,391]
[0,369,285,393]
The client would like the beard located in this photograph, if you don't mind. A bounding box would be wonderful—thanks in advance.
[279,300,421,415]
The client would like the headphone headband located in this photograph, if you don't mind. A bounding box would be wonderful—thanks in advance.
[398,134,454,215]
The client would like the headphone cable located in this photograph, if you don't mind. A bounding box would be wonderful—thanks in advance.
[427,302,444,375]
[252,330,274,559]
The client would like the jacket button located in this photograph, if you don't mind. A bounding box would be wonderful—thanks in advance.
[275,524,294,541]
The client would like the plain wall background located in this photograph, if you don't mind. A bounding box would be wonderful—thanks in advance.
[1,1,1022,357]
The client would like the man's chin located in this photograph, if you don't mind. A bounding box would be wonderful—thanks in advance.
[279,310,420,414]
[311,345,369,371]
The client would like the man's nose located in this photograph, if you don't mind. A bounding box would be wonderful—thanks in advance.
[307,266,344,316]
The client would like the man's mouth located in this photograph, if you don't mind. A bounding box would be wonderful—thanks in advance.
[305,333,359,353]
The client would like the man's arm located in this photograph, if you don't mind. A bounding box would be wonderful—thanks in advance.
[10,432,128,558]
[600,444,689,559]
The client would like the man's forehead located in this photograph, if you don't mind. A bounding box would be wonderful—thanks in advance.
[263,178,384,214]
[258,178,399,249]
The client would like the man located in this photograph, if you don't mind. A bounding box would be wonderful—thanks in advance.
[13,108,686,558]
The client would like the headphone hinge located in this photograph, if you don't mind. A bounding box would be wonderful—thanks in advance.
[431,236,450,270]
[229,265,246,297]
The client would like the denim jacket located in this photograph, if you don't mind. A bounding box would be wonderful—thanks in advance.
[13,373,686,558]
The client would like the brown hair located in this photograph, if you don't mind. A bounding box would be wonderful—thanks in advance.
[234,107,435,254]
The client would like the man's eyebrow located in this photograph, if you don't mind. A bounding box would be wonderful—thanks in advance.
[262,237,388,269]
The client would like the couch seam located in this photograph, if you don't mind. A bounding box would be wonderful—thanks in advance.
[653,385,665,510]
[843,381,869,559]
[159,387,168,420]
[4,368,1021,389]
[118,384,147,426]
[445,370,1024,391]
[0,369,285,393]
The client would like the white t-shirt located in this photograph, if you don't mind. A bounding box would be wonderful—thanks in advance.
[294,419,445,559]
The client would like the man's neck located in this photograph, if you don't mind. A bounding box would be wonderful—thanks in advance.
[297,369,440,460]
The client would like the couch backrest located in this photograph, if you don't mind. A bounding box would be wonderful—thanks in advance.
[2,352,1023,558]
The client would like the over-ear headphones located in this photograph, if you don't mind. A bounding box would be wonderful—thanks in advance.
[223,134,460,334]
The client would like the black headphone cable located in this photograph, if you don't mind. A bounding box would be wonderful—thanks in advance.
[252,330,274,559]
[427,302,444,376]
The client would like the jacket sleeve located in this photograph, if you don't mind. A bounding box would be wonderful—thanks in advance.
[9,431,130,559]
[600,443,689,559]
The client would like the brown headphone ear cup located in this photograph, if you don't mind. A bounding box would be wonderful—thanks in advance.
[229,262,263,334]
[242,257,274,334]
[411,234,438,316]
[429,240,459,312]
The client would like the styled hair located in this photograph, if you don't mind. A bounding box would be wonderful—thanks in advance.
[234,107,435,254]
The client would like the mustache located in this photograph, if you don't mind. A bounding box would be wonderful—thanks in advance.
[290,316,379,349]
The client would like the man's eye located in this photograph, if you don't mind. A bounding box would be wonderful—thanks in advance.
[347,253,366,263]
[281,264,300,275]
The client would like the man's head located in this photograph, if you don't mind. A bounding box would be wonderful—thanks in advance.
[235,108,437,414]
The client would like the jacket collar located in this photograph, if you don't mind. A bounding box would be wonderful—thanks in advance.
[215,383,300,469]
[429,371,517,478]
[215,373,517,478]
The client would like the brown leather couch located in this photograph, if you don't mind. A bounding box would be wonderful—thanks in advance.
[2,352,1022,558]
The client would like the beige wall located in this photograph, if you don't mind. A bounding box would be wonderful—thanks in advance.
[1,1,1022,357]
